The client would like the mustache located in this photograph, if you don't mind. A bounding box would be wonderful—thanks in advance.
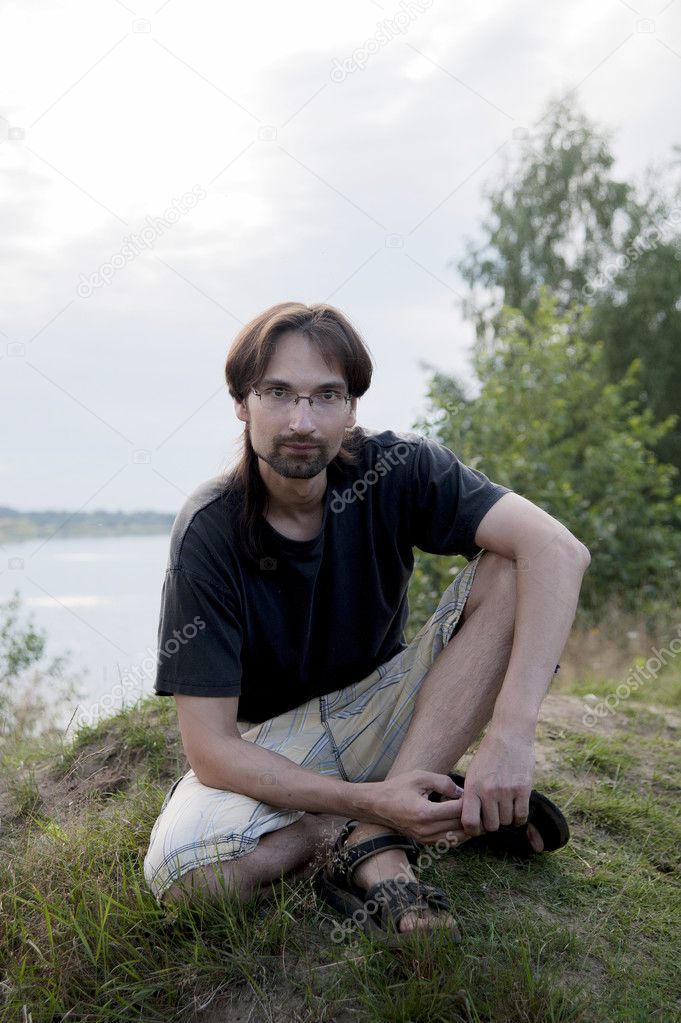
[279,440,323,447]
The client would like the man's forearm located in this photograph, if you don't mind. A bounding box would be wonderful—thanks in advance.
[489,536,591,738]
[196,734,375,819]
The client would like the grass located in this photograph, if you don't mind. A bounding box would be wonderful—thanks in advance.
[1,660,680,1022]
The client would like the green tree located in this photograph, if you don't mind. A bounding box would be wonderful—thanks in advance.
[408,291,681,627]
[456,95,681,482]
[585,193,681,472]
[457,95,635,344]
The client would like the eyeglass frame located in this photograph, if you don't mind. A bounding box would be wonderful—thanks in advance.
[250,385,352,413]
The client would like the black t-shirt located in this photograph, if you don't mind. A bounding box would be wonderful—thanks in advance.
[153,428,511,723]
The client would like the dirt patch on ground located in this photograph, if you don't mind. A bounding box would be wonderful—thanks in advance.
[453,691,679,783]
[0,712,187,839]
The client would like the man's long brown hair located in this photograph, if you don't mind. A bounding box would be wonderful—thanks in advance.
[222,301,374,566]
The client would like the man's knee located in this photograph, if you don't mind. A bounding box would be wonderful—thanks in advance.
[464,551,516,622]
[160,812,339,907]
[162,856,254,907]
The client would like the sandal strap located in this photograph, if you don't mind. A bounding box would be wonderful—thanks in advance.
[363,878,453,933]
[327,820,420,890]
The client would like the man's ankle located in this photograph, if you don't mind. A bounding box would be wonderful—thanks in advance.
[352,847,415,890]
[348,820,396,842]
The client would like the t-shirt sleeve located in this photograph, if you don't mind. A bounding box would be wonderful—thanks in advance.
[154,568,243,697]
[409,437,511,560]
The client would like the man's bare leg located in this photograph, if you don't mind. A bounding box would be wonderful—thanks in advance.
[162,812,347,907]
[347,552,545,933]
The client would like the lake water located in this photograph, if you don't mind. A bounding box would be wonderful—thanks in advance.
[0,533,172,736]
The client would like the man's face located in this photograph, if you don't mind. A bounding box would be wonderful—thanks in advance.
[235,330,357,481]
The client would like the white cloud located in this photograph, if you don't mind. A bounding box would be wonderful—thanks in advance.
[1,0,679,509]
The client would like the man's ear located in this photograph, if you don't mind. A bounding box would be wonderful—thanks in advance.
[234,397,249,424]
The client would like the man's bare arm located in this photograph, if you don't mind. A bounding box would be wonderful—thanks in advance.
[455,491,591,837]
[175,693,380,817]
[473,491,591,735]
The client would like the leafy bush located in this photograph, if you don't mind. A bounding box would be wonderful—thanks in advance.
[410,290,681,622]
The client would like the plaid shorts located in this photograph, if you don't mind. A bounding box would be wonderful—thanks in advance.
[143,548,486,903]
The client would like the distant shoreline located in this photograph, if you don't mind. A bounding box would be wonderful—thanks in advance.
[0,508,175,543]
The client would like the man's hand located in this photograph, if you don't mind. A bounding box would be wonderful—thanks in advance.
[459,729,536,837]
[361,769,468,846]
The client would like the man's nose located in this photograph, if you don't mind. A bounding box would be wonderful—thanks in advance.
[288,399,316,431]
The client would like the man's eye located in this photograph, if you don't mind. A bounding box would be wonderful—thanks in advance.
[269,387,287,397]
[318,390,340,401]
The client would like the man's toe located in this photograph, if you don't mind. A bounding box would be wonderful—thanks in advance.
[527,822,544,852]
[400,909,458,933]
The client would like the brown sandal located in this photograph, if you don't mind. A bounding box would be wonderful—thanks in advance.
[313,819,462,945]
[428,771,570,856]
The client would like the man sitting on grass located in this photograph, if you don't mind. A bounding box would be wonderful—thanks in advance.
[143,301,590,941]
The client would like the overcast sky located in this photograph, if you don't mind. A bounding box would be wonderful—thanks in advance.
[1,0,680,513]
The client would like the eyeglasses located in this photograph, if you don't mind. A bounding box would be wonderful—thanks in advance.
[251,386,351,415]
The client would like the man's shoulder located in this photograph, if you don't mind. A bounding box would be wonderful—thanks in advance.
[167,474,236,571]
[351,426,424,462]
